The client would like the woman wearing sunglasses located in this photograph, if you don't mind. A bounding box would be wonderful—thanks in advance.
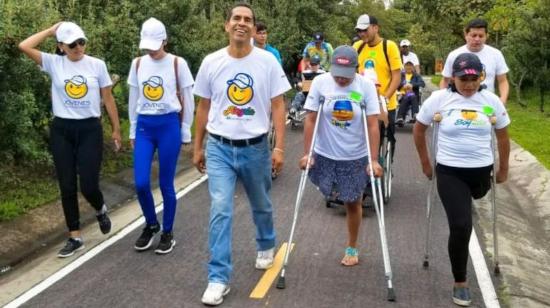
[18,22,121,258]
[127,18,194,254]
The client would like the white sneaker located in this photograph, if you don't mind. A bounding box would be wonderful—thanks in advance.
[201,282,230,306]
[255,247,274,269]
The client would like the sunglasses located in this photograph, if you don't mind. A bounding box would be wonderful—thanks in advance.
[355,28,368,33]
[68,39,86,49]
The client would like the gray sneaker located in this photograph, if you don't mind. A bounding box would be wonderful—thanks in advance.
[57,238,84,258]
[452,286,472,306]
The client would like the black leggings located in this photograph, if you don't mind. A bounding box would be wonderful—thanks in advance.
[436,163,492,283]
[50,117,105,231]
[380,109,396,159]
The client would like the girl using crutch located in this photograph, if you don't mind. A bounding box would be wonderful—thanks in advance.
[300,45,383,266]
[413,53,510,307]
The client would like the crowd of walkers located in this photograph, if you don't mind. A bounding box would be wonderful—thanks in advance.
[17,2,510,306]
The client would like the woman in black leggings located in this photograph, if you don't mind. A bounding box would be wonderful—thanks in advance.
[413,53,510,307]
[19,22,121,258]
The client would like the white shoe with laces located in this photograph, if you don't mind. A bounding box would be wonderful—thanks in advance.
[201,282,230,306]
[255,247,274,269]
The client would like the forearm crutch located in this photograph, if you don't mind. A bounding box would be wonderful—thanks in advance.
[277,96,325,289]
[423,112,442,268]
[361,100,396,302]
[489,115,500,275]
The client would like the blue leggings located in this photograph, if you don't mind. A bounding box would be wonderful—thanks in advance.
[134,113,181,233]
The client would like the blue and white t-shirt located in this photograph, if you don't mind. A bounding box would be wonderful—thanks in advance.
[193,47,291,139]
[416,89,510,168]
[304,73,380,160]
[41,53,112,119]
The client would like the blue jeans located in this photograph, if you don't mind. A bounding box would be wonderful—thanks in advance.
[205,134,275,284]
[134,113,181,233]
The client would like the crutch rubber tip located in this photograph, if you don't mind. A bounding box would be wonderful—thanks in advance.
[433,113,442,122]
[387,288,396,301]
[423,260,429,268]
[276,276,286,289]
[494,265,501,275]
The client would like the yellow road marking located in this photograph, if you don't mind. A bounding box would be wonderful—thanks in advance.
[249,242,295,299]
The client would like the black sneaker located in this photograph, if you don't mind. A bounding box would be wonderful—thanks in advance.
[96,212,111,234]
[134,223,160,251]
[57,238,84,258]
[452,286,472,306]
[155,232,176,254]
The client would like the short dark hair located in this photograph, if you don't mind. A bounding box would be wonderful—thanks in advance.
[465,18,488,33]
[256,21,267,32]
[226,2,256,24]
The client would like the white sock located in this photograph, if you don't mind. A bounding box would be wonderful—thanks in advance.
[97,204,107,215]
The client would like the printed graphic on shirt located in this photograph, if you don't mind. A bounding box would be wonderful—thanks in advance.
[142,76,164,101]
[64,75,88,99]
[331,98,354,128]
[445,109,487,128]
[224,73,256,119]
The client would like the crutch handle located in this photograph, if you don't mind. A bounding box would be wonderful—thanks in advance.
[433,112,442,122]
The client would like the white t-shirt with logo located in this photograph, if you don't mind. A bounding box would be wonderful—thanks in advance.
[41,53,112,119]
[127,54,195,141]
[193,47,291,139]
[442,45,509,92]
[304,73,380,160]
[416,89,510,168]
[402,52,420,66]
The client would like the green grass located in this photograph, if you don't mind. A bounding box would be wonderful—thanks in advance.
[506,99,550,169]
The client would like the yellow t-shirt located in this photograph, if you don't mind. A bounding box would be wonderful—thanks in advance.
[353,39,402,110]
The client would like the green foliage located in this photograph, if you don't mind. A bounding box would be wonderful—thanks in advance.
[507,94,550,169]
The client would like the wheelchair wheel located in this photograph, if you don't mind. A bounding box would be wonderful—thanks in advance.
[379,138,392,204]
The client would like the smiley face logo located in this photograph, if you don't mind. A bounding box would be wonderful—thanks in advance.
[332,100,354,121]
[226,73,254,106]
[64,75,88,99]
[143,76,164,101]
[461,110,478,120]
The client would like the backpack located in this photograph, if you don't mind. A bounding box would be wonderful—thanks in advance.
[357,39,406,89]
[135,56,184,124]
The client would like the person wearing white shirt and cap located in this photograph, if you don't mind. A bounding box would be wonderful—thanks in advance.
[18,21,121,258]
[400,39,421,74]
[127,17,195,254]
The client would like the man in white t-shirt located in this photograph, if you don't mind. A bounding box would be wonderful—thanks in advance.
[400,39,420,74]
[440,18,510,103]
[193,3,291,306]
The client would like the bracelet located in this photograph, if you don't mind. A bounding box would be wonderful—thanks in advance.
[273,147,284,153]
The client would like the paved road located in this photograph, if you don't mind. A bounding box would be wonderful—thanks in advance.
[8,121,496,308]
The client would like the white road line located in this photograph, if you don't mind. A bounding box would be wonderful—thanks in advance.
[4,175,208,308]
[470,229,501,308]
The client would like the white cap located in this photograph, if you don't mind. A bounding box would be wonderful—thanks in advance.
[139,18,167,51]
[400,39,411,47]
[56,22,87,44]
[355,14,375,30]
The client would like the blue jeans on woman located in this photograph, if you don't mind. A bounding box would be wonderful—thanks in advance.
[205,134,275,284]
[134,113,181,233]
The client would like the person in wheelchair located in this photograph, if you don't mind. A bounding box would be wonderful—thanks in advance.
[289,55,326,117]
[396,61,425,126]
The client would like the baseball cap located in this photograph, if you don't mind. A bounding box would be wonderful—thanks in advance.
[227,73,254,89]
[330,45,358,79]
[355,14,378,31]
[310,55,321,65]
[452,53,483,77]
[139,18,167,51]
[313,32,324,42]
[56,22,87,44]
[400,39,411,47]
